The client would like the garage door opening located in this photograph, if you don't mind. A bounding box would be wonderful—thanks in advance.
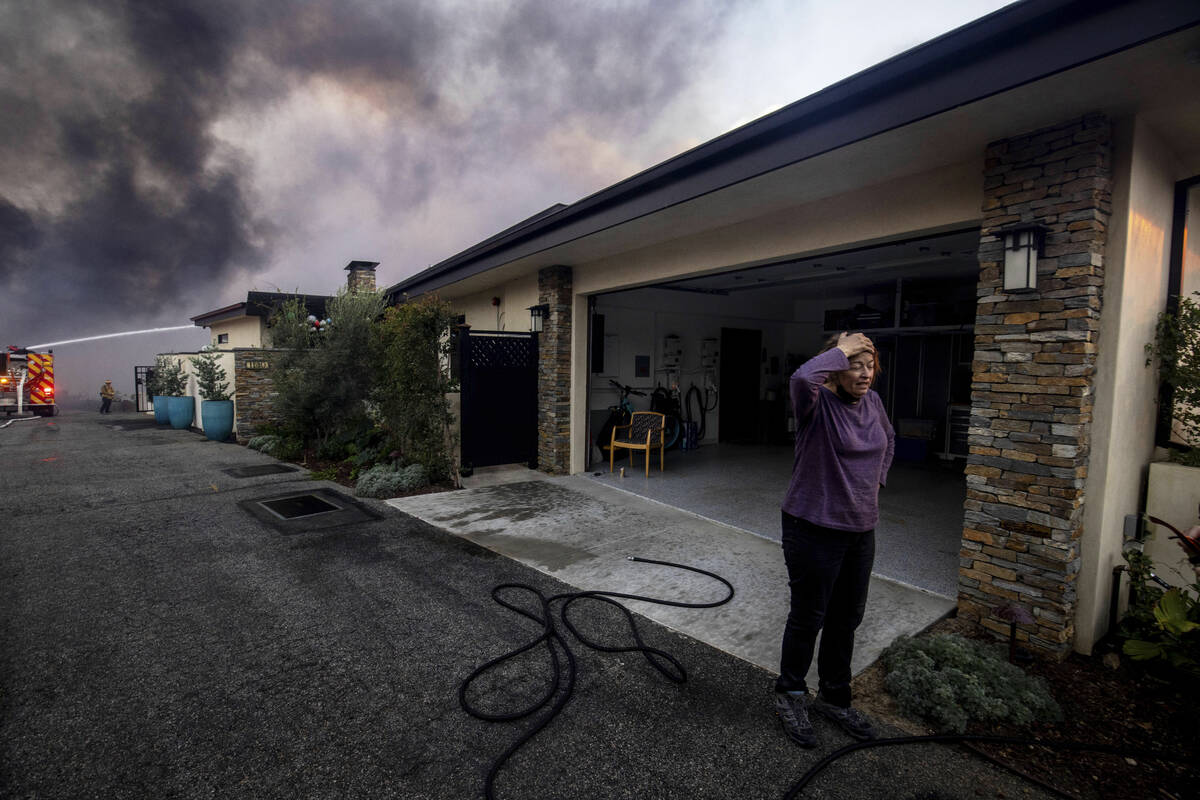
[585,229,979,598]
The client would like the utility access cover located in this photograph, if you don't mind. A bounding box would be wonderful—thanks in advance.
[259,494,340,520]
[238,487,381,534]
[222,464,300,478]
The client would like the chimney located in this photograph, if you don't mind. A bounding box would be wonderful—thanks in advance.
[345,260,379,293]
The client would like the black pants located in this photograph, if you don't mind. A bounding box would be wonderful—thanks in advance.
[99,398,112,413]
[775,511,875,706]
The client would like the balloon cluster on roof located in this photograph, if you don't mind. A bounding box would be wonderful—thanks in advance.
[304,315,333,332]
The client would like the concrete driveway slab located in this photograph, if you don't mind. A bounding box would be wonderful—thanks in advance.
[386,476,955,683]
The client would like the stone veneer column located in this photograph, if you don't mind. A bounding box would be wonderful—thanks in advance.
[537,266,572,474]
[960,114,1112,657]
[233,348,282,443]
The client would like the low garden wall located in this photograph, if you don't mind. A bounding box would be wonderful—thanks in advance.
[232,348,282,443]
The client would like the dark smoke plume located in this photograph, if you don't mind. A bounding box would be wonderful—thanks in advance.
[0,0,733,347]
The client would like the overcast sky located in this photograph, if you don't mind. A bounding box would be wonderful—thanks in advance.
[0,0,1013,401]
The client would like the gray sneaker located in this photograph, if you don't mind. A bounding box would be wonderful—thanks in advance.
[811,695,876,740]
[774,692,817,748]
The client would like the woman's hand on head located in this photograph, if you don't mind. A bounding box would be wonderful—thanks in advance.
[836,332,874,359]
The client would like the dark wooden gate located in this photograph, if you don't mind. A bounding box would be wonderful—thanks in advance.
[460,330,538,470]
[134,365,153,412]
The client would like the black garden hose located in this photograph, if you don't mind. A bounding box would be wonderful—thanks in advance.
[783,732,1196,800]
[460,558,1189,800]
[458,556,734,800]
[685,383,706,442]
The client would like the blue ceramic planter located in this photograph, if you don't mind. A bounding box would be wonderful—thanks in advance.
[167,396,194,430]
[153,396,170,424]
[200,400,234,442]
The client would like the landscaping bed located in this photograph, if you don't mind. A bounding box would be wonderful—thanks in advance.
[853,617,1199,800]
[296,448,459,498]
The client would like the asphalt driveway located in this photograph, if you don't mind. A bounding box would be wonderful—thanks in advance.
[0,413,1053,799]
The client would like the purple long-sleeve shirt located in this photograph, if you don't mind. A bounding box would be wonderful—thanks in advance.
[781,348,895,532]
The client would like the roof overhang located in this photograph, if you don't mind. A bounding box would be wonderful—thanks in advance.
[191,302,249,328]
[386,0,1200,300]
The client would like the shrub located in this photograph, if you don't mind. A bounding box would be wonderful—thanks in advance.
[268,289,387,457]
[149,355,187,396]
[1120,530,1200,678]
[309,465,339,482]
[1123,587,1200,676]
[372,295,457,482]
[355,463,429,498]
[882,633,1061,733]
[189,347,231,401]
[247,434,278,452]
[246,434,300,461]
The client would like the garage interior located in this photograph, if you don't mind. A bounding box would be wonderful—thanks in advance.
[585,228,981,598]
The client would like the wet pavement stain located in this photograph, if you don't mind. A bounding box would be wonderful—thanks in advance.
[480,534,597,572]
[431,482,595,527]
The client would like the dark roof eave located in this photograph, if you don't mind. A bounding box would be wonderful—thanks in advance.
[385,0,1200,300]
[190,302,249,327]
[244,292,333,318]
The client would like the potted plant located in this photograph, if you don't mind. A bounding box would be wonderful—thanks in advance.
[163,357,192,430]
[151,355,188,427]
[146,359,168,424]
[190,347,234,442]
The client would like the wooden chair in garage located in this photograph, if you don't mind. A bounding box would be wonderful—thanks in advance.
[609,411,666,477]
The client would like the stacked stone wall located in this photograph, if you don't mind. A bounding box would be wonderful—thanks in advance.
[347,268,376,293]
[961,114,1112,657]
[233,348,283,443]
[537,266,572,474]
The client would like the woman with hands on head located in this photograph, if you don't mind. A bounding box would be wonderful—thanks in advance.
[772,331,895,748]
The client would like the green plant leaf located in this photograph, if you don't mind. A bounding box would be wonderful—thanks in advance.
[1122,639,1165,661]
[1154,589,1200,636]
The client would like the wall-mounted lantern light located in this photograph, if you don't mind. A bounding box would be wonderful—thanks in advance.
[1001,225,1045,292]
[528,304,549,333]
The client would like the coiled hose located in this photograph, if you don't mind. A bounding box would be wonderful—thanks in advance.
[783,732,1194,799]
[458,556,734,800]
[459,558,1188,800]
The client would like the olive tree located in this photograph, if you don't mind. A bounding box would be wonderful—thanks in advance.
[268,289,387,457]
[372,295,458,481]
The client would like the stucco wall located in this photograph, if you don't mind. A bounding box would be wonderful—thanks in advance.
[206,316,264,348]
[453,272,539,332]
[1076,117,1178,653]
[571,161,980,297]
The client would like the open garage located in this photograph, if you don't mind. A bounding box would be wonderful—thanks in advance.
[585,228,980,597]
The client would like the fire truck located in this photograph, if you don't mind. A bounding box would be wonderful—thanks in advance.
[1,347,57,416]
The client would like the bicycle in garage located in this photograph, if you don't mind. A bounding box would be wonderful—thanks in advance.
[595,380,644,461]
[649,385,684,450]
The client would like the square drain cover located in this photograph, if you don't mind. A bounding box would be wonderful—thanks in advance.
[259,494,340,520]
[238,488,380,534]
[223,464,300,478]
